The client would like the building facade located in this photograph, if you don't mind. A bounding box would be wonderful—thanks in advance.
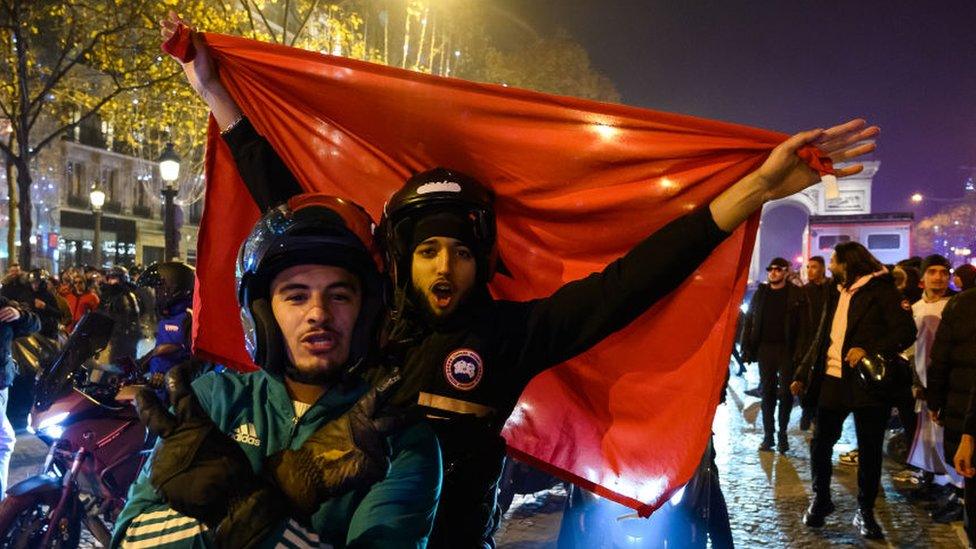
[0,122,202,273]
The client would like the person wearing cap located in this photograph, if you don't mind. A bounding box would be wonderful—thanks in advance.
[953,263,976,292]
[739,257,804,452]
[162,13,880,546]
[904,254,962,518]
[113,195,441,548]
[791,242,915,539]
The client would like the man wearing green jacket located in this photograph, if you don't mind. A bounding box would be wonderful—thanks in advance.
[111,194,441,548]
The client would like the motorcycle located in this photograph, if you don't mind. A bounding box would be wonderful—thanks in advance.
[0,312,155,548]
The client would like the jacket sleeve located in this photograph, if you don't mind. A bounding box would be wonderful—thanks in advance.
[739,287,761,361]
[221,117,304,213]
[9,307,39,338]
[964,376,976,436]
[345,423,442,548]
[927,295,957,415]
[866,282,917,356]
[110,450,213,548]
[517,207,731,375]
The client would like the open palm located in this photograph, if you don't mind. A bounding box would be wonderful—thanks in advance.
[756,118,879,202]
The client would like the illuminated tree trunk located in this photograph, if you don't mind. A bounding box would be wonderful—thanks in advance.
[3,151,15,264]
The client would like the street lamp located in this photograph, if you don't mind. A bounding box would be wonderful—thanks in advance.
[89,185,105,267]
[911,192,924,204]
[158,142,181,261]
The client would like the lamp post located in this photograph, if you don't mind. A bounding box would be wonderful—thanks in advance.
[158,142,181,261]
[89,185,105,267]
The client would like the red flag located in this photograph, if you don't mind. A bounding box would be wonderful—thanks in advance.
[185,32,828,515]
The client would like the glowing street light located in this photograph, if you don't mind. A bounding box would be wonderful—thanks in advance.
[911,192,924,203]
[158,142,181,184]
[89,185,105,267]
[157,142,182,260]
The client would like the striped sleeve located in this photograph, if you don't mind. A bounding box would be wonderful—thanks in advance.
[272,519,333,549]
[118,507,211,548]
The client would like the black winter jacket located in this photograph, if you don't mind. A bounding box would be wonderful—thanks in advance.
[29,286,62,339]
[0,297,40,388]
[794,274,916,409]
[929,289,976,455]
[738,282,803,362]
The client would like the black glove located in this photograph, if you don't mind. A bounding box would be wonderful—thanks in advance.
[135,362,280,548]
[267,369,414,517]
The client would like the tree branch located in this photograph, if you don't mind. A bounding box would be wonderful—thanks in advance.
[30,71,178,157]
[27,16,134,110]
[289,0,319,47]
[0,136,15,163]
[249,0,278,43]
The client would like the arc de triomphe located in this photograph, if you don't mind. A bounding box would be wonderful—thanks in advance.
[748,161,879,283]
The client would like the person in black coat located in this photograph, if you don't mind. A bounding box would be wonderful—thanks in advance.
[26,269,62,339]
[792,242,916,540]
[739,257,804,452]
[795,256,831,430]
[98,266,141,364]
[931,288,976,546]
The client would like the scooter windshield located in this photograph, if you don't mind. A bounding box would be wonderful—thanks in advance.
[33,311,115,411]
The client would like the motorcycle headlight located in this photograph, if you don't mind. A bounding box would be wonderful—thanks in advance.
[30,412,69,439]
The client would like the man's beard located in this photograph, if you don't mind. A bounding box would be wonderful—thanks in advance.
[284,362,341,385]
[408,283,464,326]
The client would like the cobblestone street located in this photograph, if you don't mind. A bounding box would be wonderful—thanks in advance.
[6,364,970,547]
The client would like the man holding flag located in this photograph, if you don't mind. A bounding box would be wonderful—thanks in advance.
[162,11,878,547]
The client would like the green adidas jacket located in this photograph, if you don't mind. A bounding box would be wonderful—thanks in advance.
[111,369,441,548]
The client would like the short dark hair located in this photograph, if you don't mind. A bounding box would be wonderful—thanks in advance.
[809,256,825,266]
[834,242,884,288]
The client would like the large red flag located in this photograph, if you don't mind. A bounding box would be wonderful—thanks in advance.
[186,32,821,515]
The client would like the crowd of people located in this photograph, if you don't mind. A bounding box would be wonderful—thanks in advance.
[739,248,976,542]
[0,260,197,498]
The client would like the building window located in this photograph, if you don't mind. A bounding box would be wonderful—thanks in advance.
[818,234,851,250]
[867,234,901,250]
[136,177,147,206]
[67,161,86,198]
[102,168,118,203]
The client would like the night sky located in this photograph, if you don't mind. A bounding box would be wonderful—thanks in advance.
[497,1,976,218]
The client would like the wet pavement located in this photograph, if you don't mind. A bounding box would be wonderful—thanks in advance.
[495,363,969,547]
[6,362,970,547]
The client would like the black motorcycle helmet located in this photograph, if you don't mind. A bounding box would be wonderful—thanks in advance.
[104,265,130,284]
[379,167,498,289]
[26,268,50,290]
[138,262,195,317]
[236,193,386,375]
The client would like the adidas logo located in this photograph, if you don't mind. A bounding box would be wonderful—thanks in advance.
[232,423,262,447]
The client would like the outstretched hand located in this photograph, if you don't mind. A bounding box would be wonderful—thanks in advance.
[159,11,219,98]
[756,119,879,202]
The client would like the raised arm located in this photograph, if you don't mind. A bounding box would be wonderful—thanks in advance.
[160,11,241,130]
[160,12,302,212]
[519,120,878,375]
[709,119,877,231]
